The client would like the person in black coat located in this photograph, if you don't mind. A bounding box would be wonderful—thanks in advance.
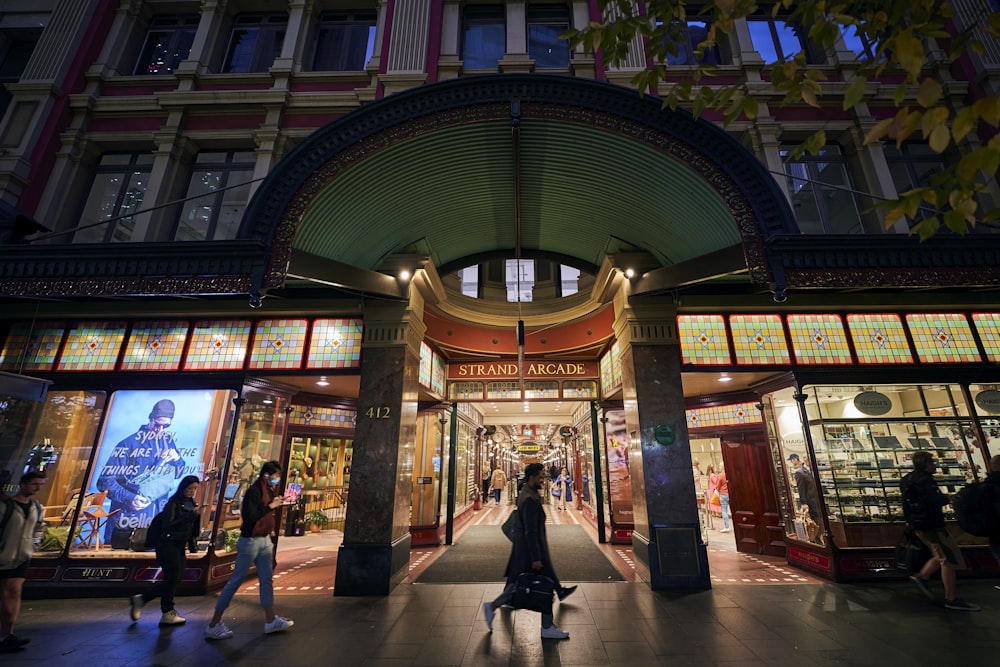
[128,475,200,626]
[986,454,1000,566]
[482,463,576,640]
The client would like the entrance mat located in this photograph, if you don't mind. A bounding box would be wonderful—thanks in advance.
[415,524,625,583]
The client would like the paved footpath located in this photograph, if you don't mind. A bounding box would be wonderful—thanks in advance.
[5,577,999,666]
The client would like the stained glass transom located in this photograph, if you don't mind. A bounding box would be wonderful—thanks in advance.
[971,313,1000,362]
[120,321,188,371]
[288,405,356,427]
[486,381,521,400]
[846,314,913,364]
[307,318,362,369]
[686,402,762,429]
[0,322,63,372]
[729,315,791,365]
[248,319,307,369]
[525,381,559,399]
[449,381,484,400]
[57,321,127,371]
[786,314,852,365]
[184,320,251,370]
[906,313,981,363]
[611,341,622,388]
[599,351,614,394]
[563,380,598,399]
[677,314,731,365]
[431,354,446,395]
[419,341,432,388]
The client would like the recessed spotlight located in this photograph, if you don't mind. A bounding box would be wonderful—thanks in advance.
[624,268,635,278]
[398,269,411,281]
[262,398,273,405]
[718,373,732,383]
[316,376,330,387]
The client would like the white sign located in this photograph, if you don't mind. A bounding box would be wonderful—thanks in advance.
[975,390,1000,414]
[853,391,892,416]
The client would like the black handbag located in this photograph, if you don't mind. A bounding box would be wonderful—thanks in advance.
[895,530,929,574]
[511,572,556,613]
[501,510,518,542]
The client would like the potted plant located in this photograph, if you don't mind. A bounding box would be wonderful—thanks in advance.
[304,509,330,533]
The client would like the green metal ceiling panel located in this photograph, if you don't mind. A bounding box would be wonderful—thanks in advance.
[293,117,739,272]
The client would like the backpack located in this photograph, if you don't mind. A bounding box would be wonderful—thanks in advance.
[900,473,933,530]
[952,482,995,537]
[143,510,164,548]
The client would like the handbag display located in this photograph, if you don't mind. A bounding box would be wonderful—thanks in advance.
[511,572,556,613]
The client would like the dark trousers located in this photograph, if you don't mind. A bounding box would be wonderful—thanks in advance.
[142,541,185,613]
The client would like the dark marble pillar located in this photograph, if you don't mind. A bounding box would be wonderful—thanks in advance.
[614,293,710,590]
[334,297,424,595]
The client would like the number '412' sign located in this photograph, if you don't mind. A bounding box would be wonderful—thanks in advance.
[365,406,391,419]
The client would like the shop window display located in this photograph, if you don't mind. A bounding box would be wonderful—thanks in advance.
[764,384,990,550]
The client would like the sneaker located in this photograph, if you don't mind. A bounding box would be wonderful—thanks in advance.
[719,528,732,533]
[944,598,981,611]
[129,594,145,622]
[540,624,570,640]
[264,615,294,634]
[0,634,30,650]
[482,602,495,632]
[557,585,578,601]
[159,610,186,626]
[909,575,935,601]
[204,623,233,640]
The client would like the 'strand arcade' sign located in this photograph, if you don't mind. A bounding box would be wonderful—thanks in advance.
[448,360,598,380]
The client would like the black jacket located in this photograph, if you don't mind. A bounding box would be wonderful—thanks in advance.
[239,480,275,538]
[504,483,559,586]
[900,468,947,530]
[160,496,199,553]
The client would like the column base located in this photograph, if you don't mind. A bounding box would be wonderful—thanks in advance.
[633,525,711,590]
[333,532,412,596]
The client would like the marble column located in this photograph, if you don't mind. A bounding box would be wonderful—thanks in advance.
[334,291,425,595]
[613,290,710,590]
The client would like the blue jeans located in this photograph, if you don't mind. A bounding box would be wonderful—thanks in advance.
[214,536,274,614]
[719,493,730,529]
[493,489,502,504]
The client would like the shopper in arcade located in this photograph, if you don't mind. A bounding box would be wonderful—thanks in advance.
[554,467,573,511]
[204,460,294,639]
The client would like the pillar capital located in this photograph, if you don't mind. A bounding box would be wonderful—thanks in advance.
[612,291,678,347]
[361,288,427,357]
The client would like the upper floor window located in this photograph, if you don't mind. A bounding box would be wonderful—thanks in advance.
[133,15,198,75]
[527,5,569,69]
[664,20,723,66]
[883,143,944,223]
[176,151,255,241]
[463,5,505,69]
[781,144,867,234]
[223,13,286,73]
[747,16,825,64]
[74,153,153,244]
[312,10,376,71]
[0,27,41,118]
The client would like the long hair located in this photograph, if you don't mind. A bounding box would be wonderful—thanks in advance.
[170,475,201,502]
[259,460,281,478]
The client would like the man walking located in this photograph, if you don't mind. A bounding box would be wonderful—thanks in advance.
[788,453,823,545]
[985,454,1000,567]
[482,462,576,640]
[901,451,979,611]
[0,471,46,651]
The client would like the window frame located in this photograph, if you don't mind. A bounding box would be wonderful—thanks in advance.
[222,12,287,74]
[526,4,570,69]
[781,143,867,235]
[175,150,256,241]
[746,15,825,65]
[662,19,723,66]
[311,9,377,72]
[73,153,154,244]
[462,4,506,70]
[132,15,199,76]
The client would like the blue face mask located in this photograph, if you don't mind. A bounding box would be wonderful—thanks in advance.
[268,477,281,487]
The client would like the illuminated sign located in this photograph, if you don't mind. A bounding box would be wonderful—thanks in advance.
[449,361,598,380]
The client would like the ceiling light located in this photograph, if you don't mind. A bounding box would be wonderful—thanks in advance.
[316,376,329,387]
[398,269,411,281]
[624,268,635,278]
[718,373,732,383]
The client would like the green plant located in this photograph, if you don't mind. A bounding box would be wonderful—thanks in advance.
[304,509,330,529]
[224,528,241,552]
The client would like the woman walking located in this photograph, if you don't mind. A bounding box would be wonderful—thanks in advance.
[554,467,573,510]
[204,460,293,639]
[129,475,201,625]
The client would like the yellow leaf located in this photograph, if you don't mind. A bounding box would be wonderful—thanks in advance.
[929,123,951,152]
[952,106,977,142]
[920,106,949,139]
[893,31,925,81]
[916,78,943,108]
[843,76,867,110]
[863,118,893,144]
[975,96,1000,127]
[801,84,819,108]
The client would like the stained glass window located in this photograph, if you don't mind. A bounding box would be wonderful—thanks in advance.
[431,353,446,395]
[449,381,484,400]
[184,320,251,370]
[525,381,559,399]
[288,404,356,427]
[120,321,188,371]
[906,313,981,363]
[307,318,362,369]
[249,319,307,369]
[563,380,598,399]
[486,380,521,400]
[971,313,1000,362]
[57,321,127,371]
[729,315,791,365]
[0,322,63,372]
[786,314,852,365]
[847,314,913,364]
[687,402,762,428]
[677,314,731,365]
[419,341,432,388]
[599,348,615,394]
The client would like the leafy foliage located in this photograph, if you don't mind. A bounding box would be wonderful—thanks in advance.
[566,0,1000,238]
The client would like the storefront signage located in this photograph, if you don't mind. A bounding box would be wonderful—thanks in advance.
[417,476,433,484]
[449,361,598,380]
[61,566,130,582]
[787,545,832,572]
[853,391,893,416]
[654,424,676,445]
[363,406,391,419]
[974,390,1000,414]
[518,442,541,453]
[558,425,574,438]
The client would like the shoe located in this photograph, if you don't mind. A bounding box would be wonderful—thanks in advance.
[0,634,30,650]
[944,598,981,611]
[264,615,294,634]
[204,623,233,640]
[557,585,578,601]
[159,610,186,626]
[129,594,145,622]
[719,528,731,533]
[482,602,495,632]
[909,575,935,601]
[540,624,570,639]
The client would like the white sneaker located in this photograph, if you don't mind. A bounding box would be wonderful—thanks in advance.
[264,615,294,634]
[482,602,495,632]
[540,624,569,639]
[204,623,233,640]
[129,594,144,622]
[159,610,186,626]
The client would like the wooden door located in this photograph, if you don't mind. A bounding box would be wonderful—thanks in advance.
[720,436,785,557]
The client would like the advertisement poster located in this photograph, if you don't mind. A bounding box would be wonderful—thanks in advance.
[88,389,217,545]
[604,409,633,528]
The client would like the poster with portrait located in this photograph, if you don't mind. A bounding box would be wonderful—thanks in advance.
[604,409,633,528]
[87,389,220,546]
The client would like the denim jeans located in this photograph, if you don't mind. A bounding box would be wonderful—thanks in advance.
[214,536,274,614]
[493,488,502,504]
[719,493,730,529]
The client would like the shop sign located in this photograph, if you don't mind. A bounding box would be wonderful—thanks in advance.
[518,442,541,453]
[654,424,676,445]
[558,425,574,438]
[417,476,433,484]
[449,360,598,380]
[853,391,892,416]
[61,566,130,582]
[974,390,1000,414]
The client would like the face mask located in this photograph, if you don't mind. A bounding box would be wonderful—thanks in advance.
[268,477,281,487]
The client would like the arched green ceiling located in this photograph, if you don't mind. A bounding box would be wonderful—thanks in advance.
[292,119,738,272]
